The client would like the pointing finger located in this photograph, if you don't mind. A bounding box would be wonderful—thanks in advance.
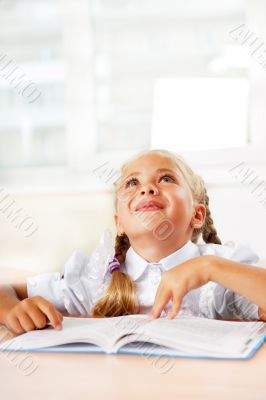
[166,294,182,320]
[36,299,62,330]
[149,288,171,320]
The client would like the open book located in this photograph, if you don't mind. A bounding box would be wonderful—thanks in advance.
[1,314,266,360]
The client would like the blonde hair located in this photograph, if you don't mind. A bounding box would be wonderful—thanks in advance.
[92,149,221,317]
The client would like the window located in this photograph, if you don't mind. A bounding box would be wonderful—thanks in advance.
[0,0,66,168]
[151,78,249,152]
[0,0,265,191]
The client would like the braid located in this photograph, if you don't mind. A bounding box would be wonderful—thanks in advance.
[201,189,222,245]
[91,233,139,317]
[114,233,130,263]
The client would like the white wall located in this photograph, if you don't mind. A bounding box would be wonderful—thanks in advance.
[209,184,266,261]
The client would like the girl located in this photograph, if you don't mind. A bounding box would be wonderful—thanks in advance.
[0,149,266,334]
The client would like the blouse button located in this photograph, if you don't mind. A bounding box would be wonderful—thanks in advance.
[149,270,161,285]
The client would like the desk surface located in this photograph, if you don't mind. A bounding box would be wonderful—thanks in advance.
[0,324,266,400]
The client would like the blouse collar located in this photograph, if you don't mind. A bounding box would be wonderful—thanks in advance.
[124,240,200,281]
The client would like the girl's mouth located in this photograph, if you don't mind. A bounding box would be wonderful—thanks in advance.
[135,200,164,212]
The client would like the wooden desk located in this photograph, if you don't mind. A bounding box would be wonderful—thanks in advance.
[0,324,266,400]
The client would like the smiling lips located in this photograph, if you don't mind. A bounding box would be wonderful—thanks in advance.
[135,200,164,212]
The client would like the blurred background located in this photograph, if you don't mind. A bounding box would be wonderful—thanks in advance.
[0,0,266,281]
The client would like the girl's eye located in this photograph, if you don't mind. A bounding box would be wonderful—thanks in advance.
[123,174,175,188]
[125,177,138,188]
[160,175,175,183]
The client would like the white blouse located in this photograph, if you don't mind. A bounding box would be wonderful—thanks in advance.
[26,230,260,320]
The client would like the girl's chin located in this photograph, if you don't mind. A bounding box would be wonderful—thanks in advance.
[128,221,175,237]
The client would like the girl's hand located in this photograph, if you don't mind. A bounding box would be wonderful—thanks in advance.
[3,295,63,334]
[149,256,212,320]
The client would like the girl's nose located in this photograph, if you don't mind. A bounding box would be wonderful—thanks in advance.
[140,183,158,195]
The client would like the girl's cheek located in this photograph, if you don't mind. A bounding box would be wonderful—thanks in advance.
[116,189,128,204]
[117,197,132,214]
[171,187,187,199]
[118,187,137,204]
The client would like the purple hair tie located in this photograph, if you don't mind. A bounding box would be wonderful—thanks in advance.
[109,257,120,274]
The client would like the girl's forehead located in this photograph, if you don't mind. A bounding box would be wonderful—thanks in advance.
[122,154,179,177]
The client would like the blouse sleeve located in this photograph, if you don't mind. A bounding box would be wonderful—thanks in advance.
[26,229,115,316]
[198,242,260,321]
[27,272,66,313]
[61,250,112,315]
[26,250,111,316]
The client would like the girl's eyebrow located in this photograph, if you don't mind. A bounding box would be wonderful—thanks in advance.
[124,168,181,181]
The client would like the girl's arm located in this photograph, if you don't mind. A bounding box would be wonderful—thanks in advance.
[0,283,63,333]
[208,257,266,320]
[150,255,266,320]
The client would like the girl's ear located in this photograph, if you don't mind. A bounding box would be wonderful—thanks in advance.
[190,204,206,229]
[114,213,125,235]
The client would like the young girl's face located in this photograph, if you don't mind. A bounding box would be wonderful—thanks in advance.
[114,153,204,242]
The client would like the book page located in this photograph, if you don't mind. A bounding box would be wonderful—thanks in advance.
[124,316,266,357]
[0,314,150,353]
[1,314,265,357]
[0,318,107,352]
